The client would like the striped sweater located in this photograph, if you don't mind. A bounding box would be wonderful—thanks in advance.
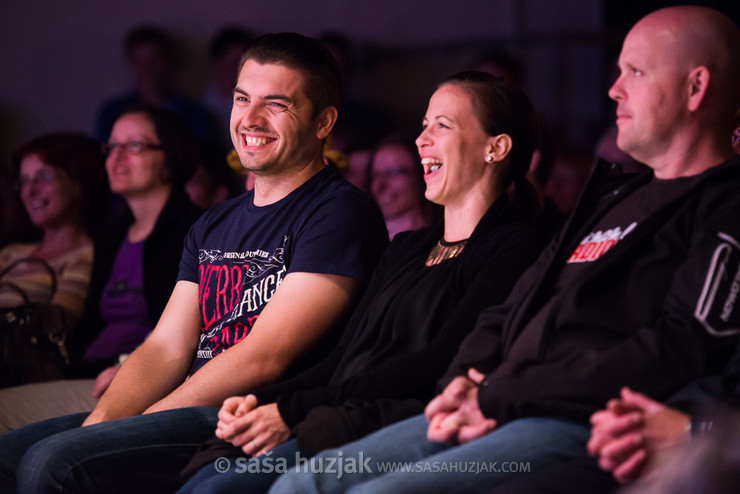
[0,242,93,317]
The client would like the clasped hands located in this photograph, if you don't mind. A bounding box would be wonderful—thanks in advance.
[587,387,690,483]
[217,367,499,456]
[425,368,497,445]
[215,394,290,457]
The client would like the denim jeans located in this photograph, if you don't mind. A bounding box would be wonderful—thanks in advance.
[268,414,591,494]
[177,439,307,494]
[0,406,219,494]
[485,455,618,494]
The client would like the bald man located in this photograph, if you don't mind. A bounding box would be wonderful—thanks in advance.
[269,6,740,494]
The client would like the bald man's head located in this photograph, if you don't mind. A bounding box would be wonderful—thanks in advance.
[609,6,740,175]
[632,6,740,116]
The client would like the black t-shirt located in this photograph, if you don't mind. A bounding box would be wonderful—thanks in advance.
[178,167,388,374]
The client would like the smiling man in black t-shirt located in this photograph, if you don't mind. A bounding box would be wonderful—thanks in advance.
[0,33,388,494]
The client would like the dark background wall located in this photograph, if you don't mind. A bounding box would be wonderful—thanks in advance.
[0,0,737,173]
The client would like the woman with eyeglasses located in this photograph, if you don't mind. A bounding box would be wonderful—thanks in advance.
[1,133,109,385]
[1,133,108,310]
[367,134,439,239]
[0,107,203,432]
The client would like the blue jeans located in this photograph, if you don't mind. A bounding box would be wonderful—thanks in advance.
[268,414,591,494]
[0,406,219,494]
[177,439,308,494]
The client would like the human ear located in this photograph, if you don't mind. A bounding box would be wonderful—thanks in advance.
[687,66,710,112]
[485,134,513,163]
[316,106,338,140]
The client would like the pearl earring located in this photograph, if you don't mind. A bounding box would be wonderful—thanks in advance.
[486,155,493,163]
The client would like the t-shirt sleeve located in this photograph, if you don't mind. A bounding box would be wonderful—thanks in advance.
[286,191,387,282]
[177,207,215,283]
[177,218,206,284]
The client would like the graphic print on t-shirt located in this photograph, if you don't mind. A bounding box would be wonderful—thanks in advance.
[567,222,637,263]
[196,235,288,362]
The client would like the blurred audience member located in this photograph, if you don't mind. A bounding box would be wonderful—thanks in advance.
[523,127,569,238]
[77,106,203,381]
[1,132,109,385]
[367,135,438,238]
[225,149,255,192]
[543,144,593,215]
[318,31,396,185]
[202,25,252,157]
[186,144,244,210]
[344,148,372,192]
[469,47,524,86]
[94,25,217,147]
[619,410,740,494]
[0,107,203,431]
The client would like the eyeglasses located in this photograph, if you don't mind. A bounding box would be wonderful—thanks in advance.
[15,169,59,191]
[102,140,162,156]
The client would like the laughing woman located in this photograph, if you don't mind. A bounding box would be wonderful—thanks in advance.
[176,72,548,493]
[0,107,203,432]
[0,132,109,385]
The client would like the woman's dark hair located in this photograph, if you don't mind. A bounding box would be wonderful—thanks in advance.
[11,132,110,234]
[439,71,540,187]
[238,32,341,118]
[119,106,199,187]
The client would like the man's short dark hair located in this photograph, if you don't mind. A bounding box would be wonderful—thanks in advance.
[239,32,341,118]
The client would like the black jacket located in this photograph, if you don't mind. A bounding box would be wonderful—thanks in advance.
[444,158,740,425]
[67,190,203,371]
[270,188,548,453]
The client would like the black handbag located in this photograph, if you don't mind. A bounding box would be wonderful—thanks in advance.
[0,256,73,387]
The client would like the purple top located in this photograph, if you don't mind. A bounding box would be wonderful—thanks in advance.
[83,238,152,362]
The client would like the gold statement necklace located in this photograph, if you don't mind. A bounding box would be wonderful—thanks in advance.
[426,238,467,266]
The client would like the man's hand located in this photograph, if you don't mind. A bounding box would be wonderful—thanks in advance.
[425,368,497,445]
[588,387,690,483]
